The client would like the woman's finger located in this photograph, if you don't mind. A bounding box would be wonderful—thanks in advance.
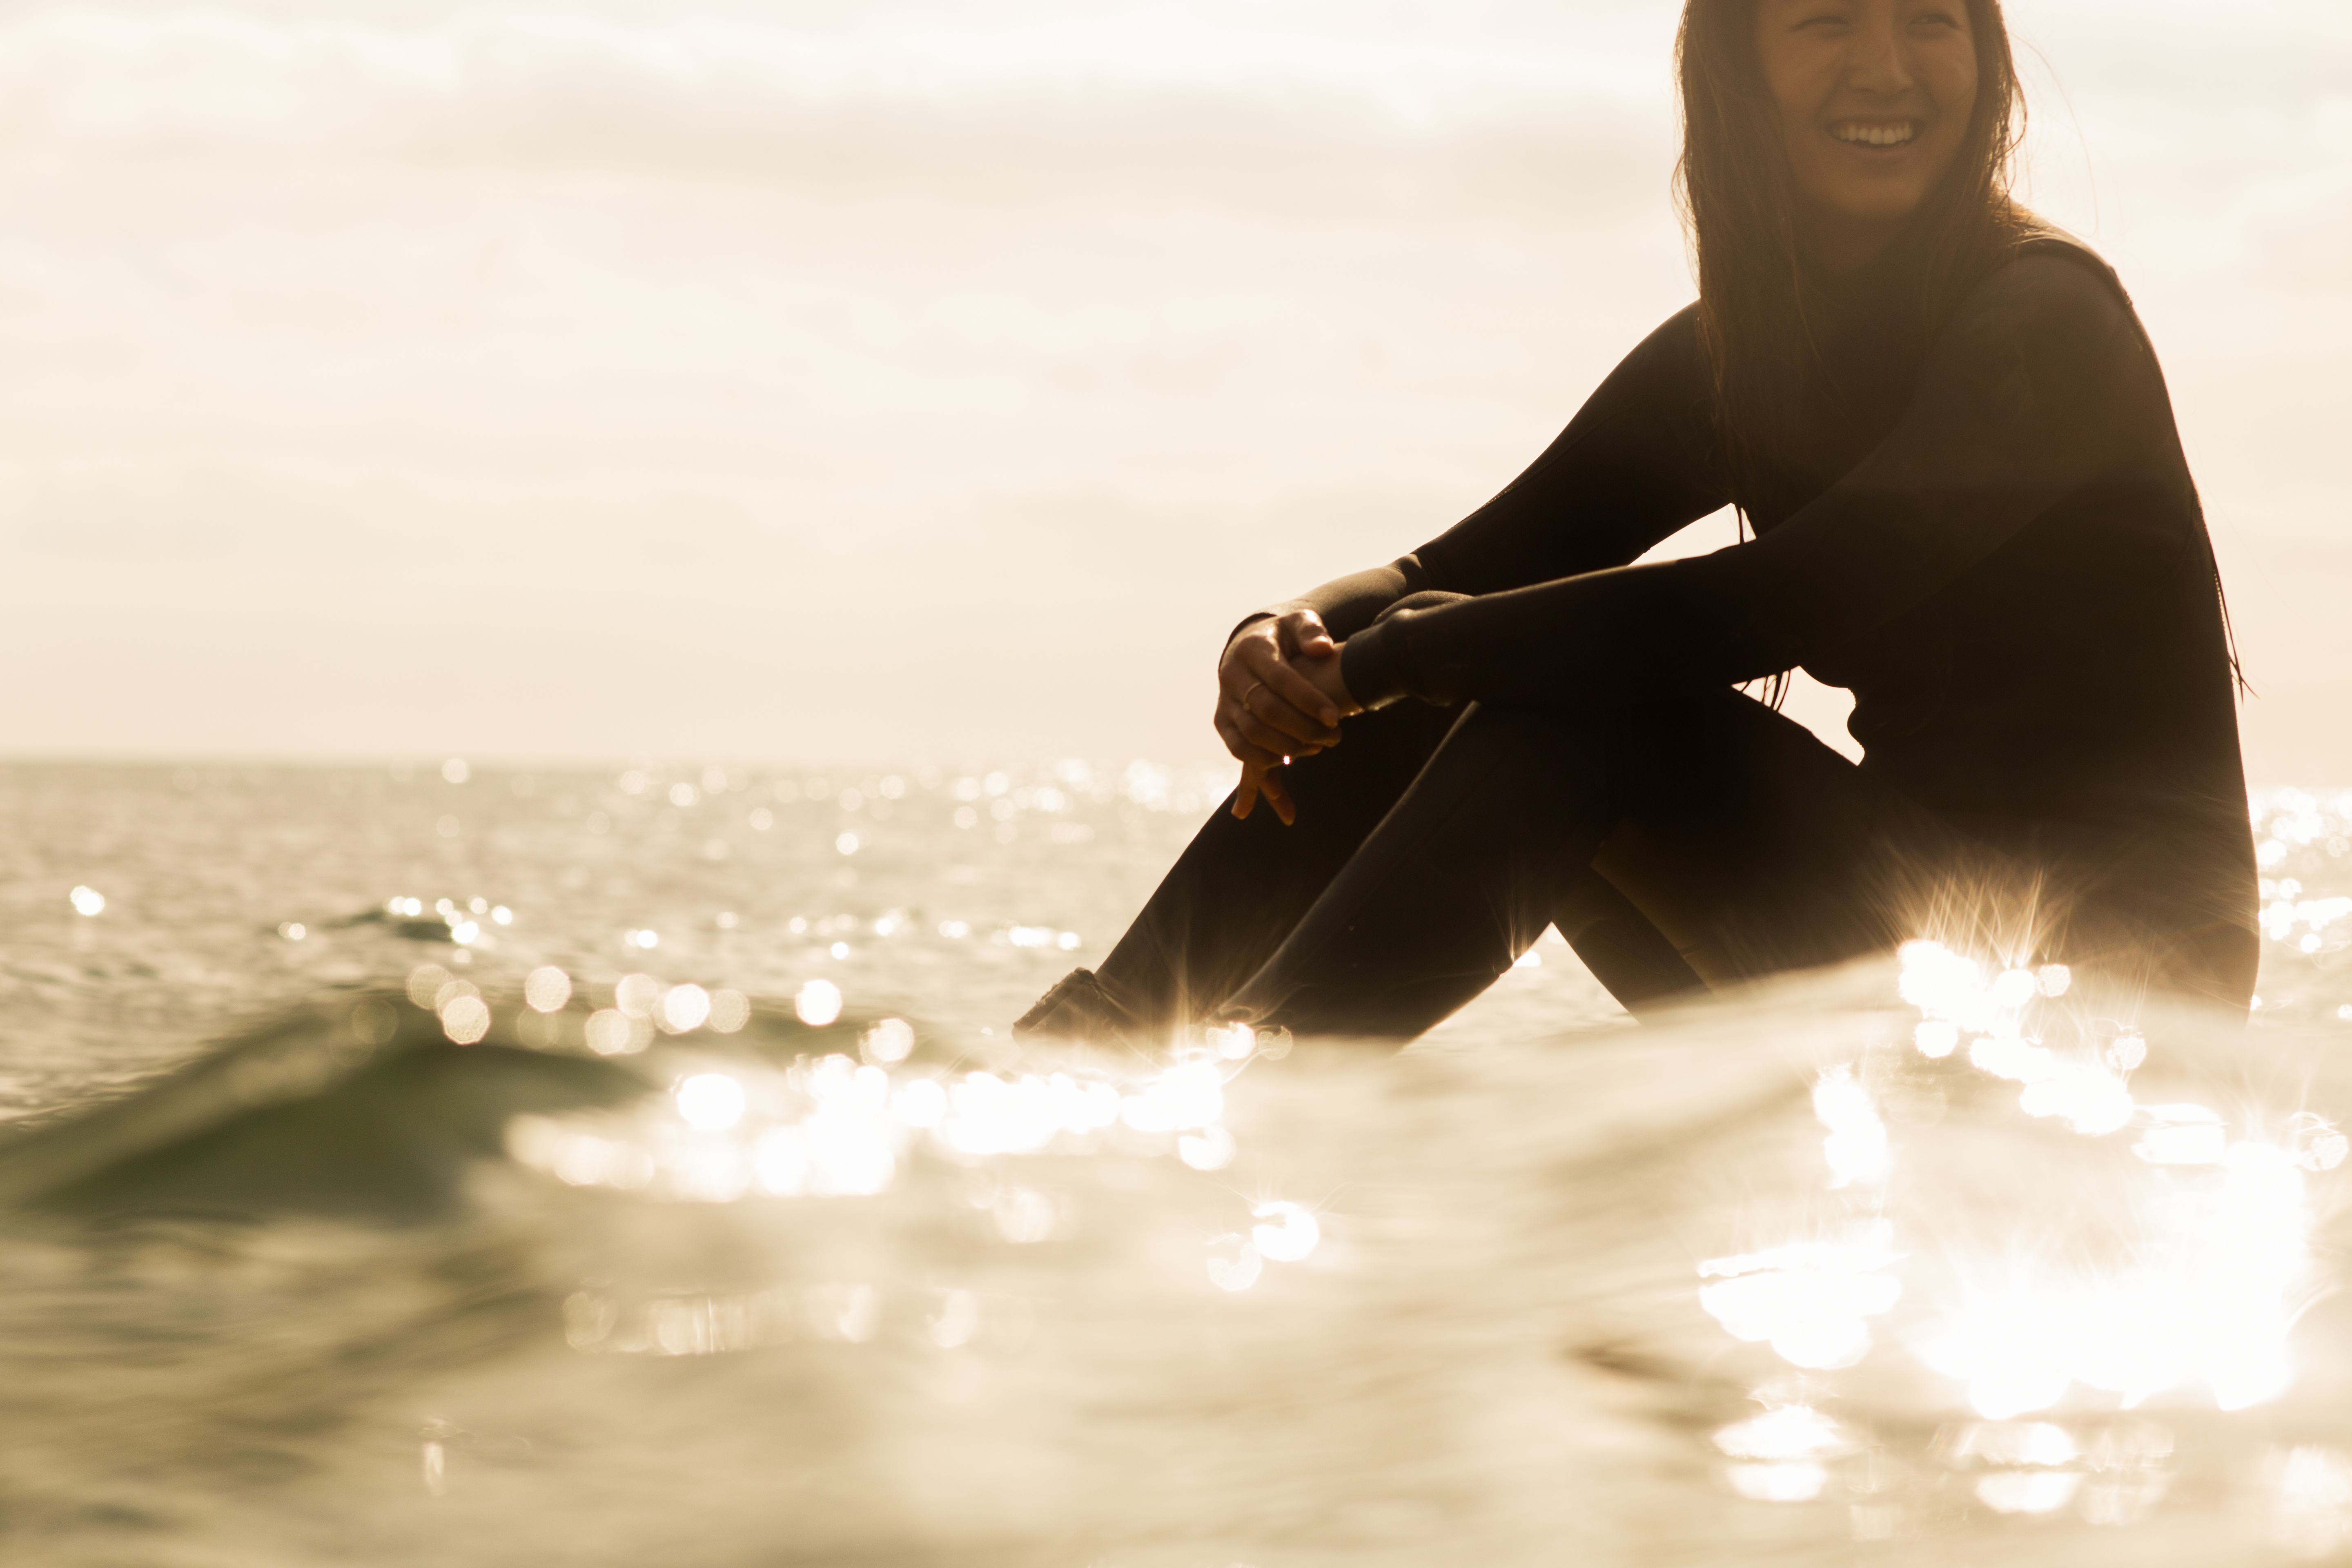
[1232,640,1341,741]
[1214,713,1285,771]
[1254,768,1296,826]
[1231,763,1295,825]
[1247,659,1343,738]
[1240,684,1337,750]
[1231,764,1258,820]
[1230,707,1318,760]
[1275,609,1336,661]
[1220,622,1283,684]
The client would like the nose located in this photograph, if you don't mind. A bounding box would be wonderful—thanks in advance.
[1844,5,1918,96]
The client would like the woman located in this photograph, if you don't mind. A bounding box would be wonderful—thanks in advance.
[1018,0,2257,1043]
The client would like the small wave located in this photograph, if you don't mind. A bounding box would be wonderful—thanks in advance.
[0,957,2346,1565]
[0,983,915,1222]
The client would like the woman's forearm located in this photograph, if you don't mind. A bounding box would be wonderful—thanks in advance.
[1231,555,1435,650]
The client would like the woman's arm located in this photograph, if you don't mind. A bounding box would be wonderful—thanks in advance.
[1244,302,1730,644]
[1336,254,2153,710]
[1216,306,1729,816]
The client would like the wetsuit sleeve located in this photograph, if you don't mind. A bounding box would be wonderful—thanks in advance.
[1339,254,2152,709]
[1237,305,1726,645]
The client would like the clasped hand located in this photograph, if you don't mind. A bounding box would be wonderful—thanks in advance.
[1214,609,1361,825]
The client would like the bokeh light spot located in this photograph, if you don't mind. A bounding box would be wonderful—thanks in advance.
[1205,1234,1261,1292]
[796,979,844,1027]
[708,989,752,1033]
[584,1009,639,1056]
[676,1073,746,1131]
[614,973,662,1018]
[405,964,454,1009]
[660,984,712,1033]
[439,994,491,1045]
[1251,1201,1320,1263]
[861,1018,915,1065]
[1178,1125,1236,1171]
[524,967,572,1013]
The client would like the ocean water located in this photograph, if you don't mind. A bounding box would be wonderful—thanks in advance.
[4,760,2352,1566]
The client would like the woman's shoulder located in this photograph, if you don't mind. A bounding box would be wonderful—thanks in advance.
[1608,300,1711,402]
[1619,298,1707,368]
[1924,219,2157,395]
[1555,298,1712,428]
[1962,219,2139,336]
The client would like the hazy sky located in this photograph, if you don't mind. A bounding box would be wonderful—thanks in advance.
[1,0,2345,776]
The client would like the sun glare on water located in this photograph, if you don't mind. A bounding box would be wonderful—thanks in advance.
[1697,931,2349,1535]
[489,906,2347,1544]
[350,780,2352,1554]
[504,1003,1315,1312]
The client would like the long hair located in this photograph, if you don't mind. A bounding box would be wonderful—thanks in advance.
[1675,0,2030,522]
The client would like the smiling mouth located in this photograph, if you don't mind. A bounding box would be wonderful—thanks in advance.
[1830,121,1920,149]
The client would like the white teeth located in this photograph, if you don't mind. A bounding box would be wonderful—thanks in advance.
[1834,123,1916,148]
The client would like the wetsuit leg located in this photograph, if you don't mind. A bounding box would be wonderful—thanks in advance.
[1584,688,2012,989]
[1218,690,1999,1038]
[1584,699,2242,1016]
[1211,699,1631,1036]
[1087,699,1464,1036]
[1551,870,1711,1018]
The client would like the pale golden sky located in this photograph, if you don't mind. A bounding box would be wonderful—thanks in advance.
[1,0,2345,777]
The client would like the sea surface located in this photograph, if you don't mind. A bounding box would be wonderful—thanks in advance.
[4,760,2352,1566]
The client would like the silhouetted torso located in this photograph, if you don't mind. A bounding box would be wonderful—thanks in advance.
[1279,235,2255,958]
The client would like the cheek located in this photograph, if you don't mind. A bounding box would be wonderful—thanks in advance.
[1769,56,1836,149]
[1929,50,1980,119]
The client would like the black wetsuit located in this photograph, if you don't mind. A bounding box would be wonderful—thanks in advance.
[1042,232,2258,1040]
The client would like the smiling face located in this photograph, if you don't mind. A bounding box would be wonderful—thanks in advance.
[1753,0,1980,267]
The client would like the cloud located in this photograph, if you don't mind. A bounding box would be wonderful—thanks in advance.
[0,4,1669,165]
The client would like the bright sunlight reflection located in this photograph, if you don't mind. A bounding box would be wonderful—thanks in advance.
[488,909,2345,1537]
[503,1009,1305,1306]
[1699,936,2348,1520]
